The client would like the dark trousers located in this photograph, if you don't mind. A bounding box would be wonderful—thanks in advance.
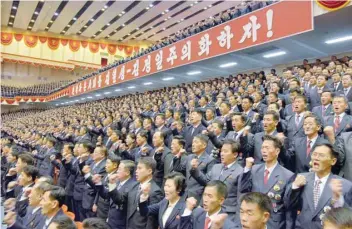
[73,199,82,221]
[81,207,96,220]
[65,195,74,212]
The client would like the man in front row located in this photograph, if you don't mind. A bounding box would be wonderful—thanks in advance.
[240,135,295,229]
[286,143,352,229]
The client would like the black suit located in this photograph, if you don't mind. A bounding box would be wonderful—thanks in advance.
[152,146,172,188]
[109,180,164,229]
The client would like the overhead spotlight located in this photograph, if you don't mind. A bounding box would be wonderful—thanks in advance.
[208,4,212,7]
[162,12,165,15]
[12,6,17,9]
[204,7,208,10]
[219,62,237,68]
[163,28,166,30]
[31,19,34,22]
[9,22,13,25]
[146,7,150,10]
[101,8,105,11]
[107,23,110,26]
[127,86,136,89]
[87,96,93,99]
[149,4,154,7]
[78,31,81,34]
[164,18,168,21]
[67,25,70,27]
[34,11,39,15]
[115,89,122,91]
[194,1,198,4]
[128,33,131,36]
[45,26,49,29]
[100,29,103,32]
[104,92,111,94]
[177,20,180,23]
[81,98,85,100]
[150,26,153,29]
[73,17,77,21]
[144,82,153,85]
[62,30,66,33]
[190,3,194,6]
[187,71,202,75]
[54,12,59,16]
[90,18,94,22]
[181,18,184,21]
[95,94,101,97]
[122,23,125,26]
[121,11,125,14]
[162,77,174,81]
[84,25,87,28]
[104,5,108,9]
[325,35,352,44]
[28,26,32,29]
[50,20,53,23]
[10,15,15,18]
[263,51,286,58]
[118,13,122,16]
[107,35,110,38]
[165,9,169,12]
[168,16,171,19]
[136,27,139,30]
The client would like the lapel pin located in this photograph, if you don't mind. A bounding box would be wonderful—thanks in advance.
[323,206,331,213]
[273,185,280,192]
[274,194,281,201]
[268,192,275,198]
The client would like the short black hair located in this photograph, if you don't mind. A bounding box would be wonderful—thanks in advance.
[212,119,224,130]
[121,160,135,176]
[80,142,94,153]
[153,130,166,140]
[51,215,77,229]
[264,110,280,122]
[107,154,121,166]
[38,175,54,185]
[263,135,282,150]
[231,112,248,124]
[222,139,240,154]
[172,135,186,148]
[206,180,228,199]
[22,165,39,182]
[314,142,339,159]
[194,134,209,145]
[242,96,254,104]
[323,207,352,228]
[18,153,35,166]
[137,130,148,140]
[240,192,272,214]
[138,157,156,173]
[44,185,66,207]
[83,217,111,229]
[164,172,186,196]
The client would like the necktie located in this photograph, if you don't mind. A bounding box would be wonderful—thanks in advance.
[322,106,326,117]
[204,217,211,229]
[295,115,300,127]
[233,132,238,140]
[313,179,322,208]
[191,127,195,136]
[335,83,338,90]
[334,116,340,131]
[264,169,270,185]
[344,88,348,96]
[117,182,122,190]
[306,140,312,157]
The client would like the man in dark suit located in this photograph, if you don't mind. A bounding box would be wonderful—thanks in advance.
[81,145,107,219]
[285,95,307,142]
[173,134,216,201]
[108,157,163,229]
[154,113,172,147]
[285,114,327,173]
[283,88,301,117]
[191,139,243,223]
[131,130,153,163]
[240,135,295,229]
[312,90,333,121]
[172,109,206,153]
[307,75,329,110]
[285,143,352,229]
[238,192,272,229]
[204,120,226,156]
[151,131,171,188]
[330,72,343,92]
[50,143,73,189]
[324,96,352,137]
[108,130,122,156]
[342,74,352,102]
[179,180,236,229]
[34,137,58,177]
[241,96,258,121]
[76,126,92,143]
[335,132,352,182]
[103,126,114,149]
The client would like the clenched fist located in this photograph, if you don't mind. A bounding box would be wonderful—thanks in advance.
[330,178,343,201]
[245,157,255,169]
[186,197,198,211]
[293,175,307,189]
[191,158,199,169]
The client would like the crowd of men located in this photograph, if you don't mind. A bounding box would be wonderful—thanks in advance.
[1,80,73,97]
[1,55,352,229]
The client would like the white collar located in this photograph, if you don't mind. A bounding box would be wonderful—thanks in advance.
[236,127,245,136]
[32,207,41,214]
[119,177,130,186]
[140,178,152,186]
[335,112,345,119]
[307,134,318,143]
[224,161,236,169]
[314,173,330,185]
[206,208,222,224]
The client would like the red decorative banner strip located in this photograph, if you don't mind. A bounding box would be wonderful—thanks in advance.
[14,34,23,42]
[81,40,88,48]
[100,43,107,50]
[48,37,60,50]
[24,35,38,48]
[39,36,47,43]
[316,0,350,11]
[69,40,80,52]
[124,46,133,56]
[89,42,99,53]
[1,32,13,45]
[61,39,68,46]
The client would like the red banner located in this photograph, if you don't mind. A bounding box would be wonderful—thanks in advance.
[14,34,23,42]
[69,40,80,52]
[1,32,13,45]
[316,0,350,11]
[48,37,60,50]
[68,1,313,97]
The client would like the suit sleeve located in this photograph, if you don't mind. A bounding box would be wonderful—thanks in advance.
[173,156,187,175]
[108,187,128,205]
[239,170,253,193]
[284,181,303,211]
[208,132,223,149]
[190,167,211,187]
[139,200,161,216]
[240,135,254,159]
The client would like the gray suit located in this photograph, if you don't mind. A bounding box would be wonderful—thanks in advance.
[285,173,352,229]
[284,104,294,118]
[311,104,333,122]
[336,132,352,181]
[324,114,352,137]
[173,152,216,201]
[307,86,329,110]
[240,163,295,229]
[285,114,306,142]
[191,162,243,222]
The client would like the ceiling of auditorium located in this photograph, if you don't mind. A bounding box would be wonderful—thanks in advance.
[1,0,243,43]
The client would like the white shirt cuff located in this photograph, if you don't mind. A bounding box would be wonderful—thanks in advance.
[244,167,251,173]
[182,208,192,216]
[84,173,91,179]
[292,184,299,190]
[95,182,102,186]
[332,195,344,208]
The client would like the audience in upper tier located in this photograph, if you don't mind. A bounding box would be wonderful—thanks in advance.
[1,80,72,97]
[1,54,352,229]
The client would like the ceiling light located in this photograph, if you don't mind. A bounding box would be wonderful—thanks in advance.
[90,18,94,22]
[168,16,171,19]
[65,102,69,104]
[93,35,96,37]
[187,71,202,75]
[45,27,49,29]
[10,15,15,18]
[144,82,153,85]
[118,13,122,16]
[84,25,87,28]
[194,1,198,4]
[107,35,110,38]
[31,19,34,22]
[127,86,136,89]
[81,98,85,100]
[190,3,194,6]
[73,17,77,21]
[75,100,79,102]
[87,96,93,99]
[263,51,286,58]
[162,12,165,15]
[219,62,237,68]
[78,31,81,34]
[54,12,59,16]
[60,103,64,105]
[107,23,110,26]
[104,92,111,94]
[101,8,105,11]
[12,6,17,9]
[181,18,184,21]
[55,104,59,106]
[177,20,180,23]
[209,16,213,19]
[163,28,166,30]
[40,0,45,2]
[50,20,53,23]
[95,94,101,97]
[208,4,212,7]
[100,29,103,32]
[136,27,139,30]
[150,26,153,29]
[115,89,122,91]
[67,25,70,27]
[325,35,352,44]
[146,7,150,10]
[165,9,169,12]
[122,24,125,27]
[162,77,174,81]
[204,7,208,10]
[149,4,154,7]
[34,11,39,15]
[104,5,108,9]
[62,30,66,33]
[164,18,168,21]
[121,11,125,14]
[28,26,32,29]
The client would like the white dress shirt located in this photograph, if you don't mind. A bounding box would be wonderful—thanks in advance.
[264,162,278,180]
[162,199,180,227]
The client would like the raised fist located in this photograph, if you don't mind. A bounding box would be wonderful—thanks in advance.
[92,174,102,184]
[109,173,119,184]
[3,211,16,226]
[191,158,199,169]
[50,155,56,161]
[245,157,255,169]
[330,178,343,201]
[293,175,307,189]
[186,197,198,211]
[82,165,91,174]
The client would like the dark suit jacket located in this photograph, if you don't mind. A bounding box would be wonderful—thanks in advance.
[285,173,352,229]
[179,208,236,229]
[8,207,45,229]
[139,198,186,229]
[240,163,295,229]
[15,183,35,218]
[335,132,352,181]
[285,114,306,142]
[35,147,58,177]
[191,162,243,216]
[174,152,216,202]
[311,104,333,122]
[109,180,164,229]
[152,146,172,187]
[174,124,206,153]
